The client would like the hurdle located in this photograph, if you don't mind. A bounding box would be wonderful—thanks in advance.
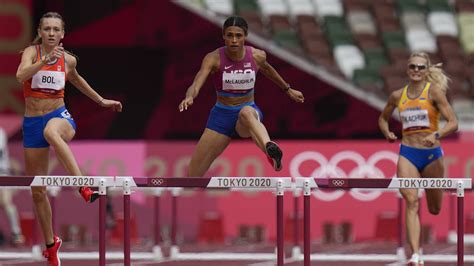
[0,176,471,265]
[0,176,292,266]
[296,177,472,266]
[140,177,292,266]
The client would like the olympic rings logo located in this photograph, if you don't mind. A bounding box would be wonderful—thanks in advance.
[332,179,345,187]
[289,150,398,202]
[150,178,164,186]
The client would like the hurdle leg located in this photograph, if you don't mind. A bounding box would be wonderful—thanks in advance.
[396,194,405,263]
[303,179,311,266]
[31,213,41,259]
[457,181,465,266]
[123,179,132,266]
[291,186,302,259]
[99,179,107,266]
[152,189,163,259]
[170,188,181,258]
[49,190,57,233]
[276,179,285,266]
[448,193,457,243]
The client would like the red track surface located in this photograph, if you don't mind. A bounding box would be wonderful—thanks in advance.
[0,241,472,265]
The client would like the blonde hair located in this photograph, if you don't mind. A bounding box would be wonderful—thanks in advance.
[409,52,450,94]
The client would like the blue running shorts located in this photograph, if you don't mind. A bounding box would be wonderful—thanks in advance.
[23,106,76,148]
[206,102,263,137]
[399,144,443,172]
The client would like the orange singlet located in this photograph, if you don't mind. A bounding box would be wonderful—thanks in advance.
[23,45,66,99]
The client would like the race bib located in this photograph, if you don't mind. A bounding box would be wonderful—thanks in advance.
[31,70,65,91]
[222,69,256,91]
[400,109,430,130]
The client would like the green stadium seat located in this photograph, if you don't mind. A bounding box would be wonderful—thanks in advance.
[427,0,453,12]
[382,31,407,50]
[273,31,301,52]
[364,48,390,70]
[234,0,258,14]
[326,30,355,47]
[353,68,384,90]
[396,0,425,13]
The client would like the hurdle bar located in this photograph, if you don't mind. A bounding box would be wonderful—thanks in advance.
[296,177,472,266]
[136,177,292,266]
[0,176,293,266]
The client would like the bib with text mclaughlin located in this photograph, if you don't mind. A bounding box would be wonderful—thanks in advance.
[222,69,256,91]
[31,70,65,91]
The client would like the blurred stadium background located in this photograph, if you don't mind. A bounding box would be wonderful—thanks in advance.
[0,0,473,265]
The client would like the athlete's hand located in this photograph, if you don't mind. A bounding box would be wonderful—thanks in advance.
[179,96,194,112]
[42,43,64,64]
[287,88,304,103]
[422,133,436,147]
[99,99,122,112]
[385,132,398,143]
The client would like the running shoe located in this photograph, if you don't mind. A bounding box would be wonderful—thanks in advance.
[265,141,283,171]
[42,235,62,266]
[407,254,424,266]
[79,186,99,203]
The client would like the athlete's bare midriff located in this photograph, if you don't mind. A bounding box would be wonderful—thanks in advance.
[217,94,254,107]
[402,132,440,148]
[25,97,65,117]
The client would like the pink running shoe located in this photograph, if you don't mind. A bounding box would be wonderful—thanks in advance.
[42,236,62,266]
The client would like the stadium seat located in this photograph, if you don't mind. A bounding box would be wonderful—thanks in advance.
[304,39,331,58]
[382,31,407,50]
[269,15,292,34]
[343,0,369,12]
[273,30,302,53]
[428,12,458,36]
[334,45,365,78]
[380,63,406,79]
[401,12,428,31]
[297,16,323,41]
[364,48,390,70]
[258,0,288,17]
[204,0,233,15]
[406,29,437,53]
[287,0,315,17]
[455,0,474,12]
[352,68,384,93]
[383,75,407,95]
[347,10,377,35]
[444,59,466,79]
[234,0,259,14]
[355,34,383,50]
[437,36,464,62]
[458,13,474,54]
[313,0,344,18]
[396,0,425,13]
[324,16,355,47]
[426,0,453,12]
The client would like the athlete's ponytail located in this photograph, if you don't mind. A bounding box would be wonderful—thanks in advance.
[410,52,450,94]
